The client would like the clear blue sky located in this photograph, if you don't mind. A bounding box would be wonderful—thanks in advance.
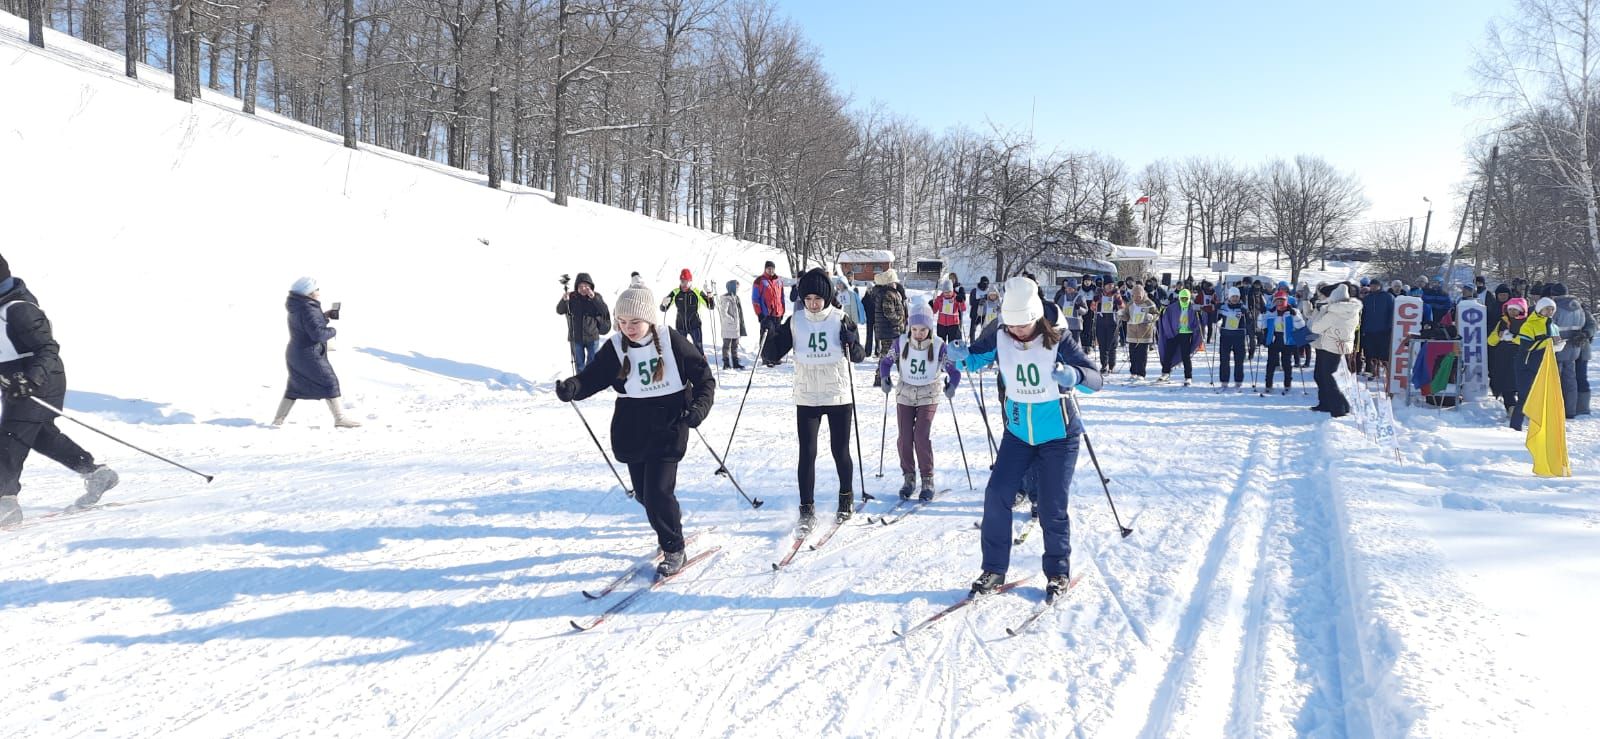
[772,0,1511,243]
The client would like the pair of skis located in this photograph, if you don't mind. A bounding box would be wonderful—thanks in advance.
[772,492,880,570]
[1,495,181,533]
[892,572,1085,639]
[571,529,720,632]
[867,489,948,526]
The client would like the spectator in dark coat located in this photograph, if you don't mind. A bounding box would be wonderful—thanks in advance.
[275,277,360,428]
[556,272,611,372]
[0,256,117,524]
[1359,282,1396,375]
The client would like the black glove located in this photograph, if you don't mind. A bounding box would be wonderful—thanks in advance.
[325,309,341,321]
[5,372,35,400]
[554,377,579,403]
[840,323,859,350]
[682,405,708,429]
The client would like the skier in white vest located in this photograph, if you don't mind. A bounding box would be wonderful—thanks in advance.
[0,255,118,526]
[948,276,1102,600]
[760,268,867,532]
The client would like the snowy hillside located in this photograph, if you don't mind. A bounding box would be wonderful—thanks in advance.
[5,15,1600,739]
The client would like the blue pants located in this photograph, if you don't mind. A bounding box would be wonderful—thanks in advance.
[981,430,1079,578]
[571,339,601,372]
[1219,331,1246,384]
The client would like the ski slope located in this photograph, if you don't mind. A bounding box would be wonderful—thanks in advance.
[5,14,1600,738]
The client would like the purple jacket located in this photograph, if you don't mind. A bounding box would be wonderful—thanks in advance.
[878,336,961,396]
[1156,302,1209,342]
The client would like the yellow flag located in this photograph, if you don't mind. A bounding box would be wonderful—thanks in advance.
[1524,343,1571,477]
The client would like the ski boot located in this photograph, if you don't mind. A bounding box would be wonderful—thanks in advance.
[797,503,817,534]
[899,473,917,500]
[970,571,1005,597]
[657,549,687,578]
[836,490,854,522]
[76,465,120,508]
[1046,574,1072,602]
[919,475,936,502]
[0,496,20,527]
[1157,373,1171,383]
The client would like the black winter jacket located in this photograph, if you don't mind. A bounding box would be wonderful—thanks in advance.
[567,329,714,464]
[0,278,66,421]
[556,292,612,344]
[285,293,342,399]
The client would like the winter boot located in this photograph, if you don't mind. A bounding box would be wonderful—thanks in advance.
[836,490,854,522]
[899,473,916,500]
[327,398,362,428]
[75,465,120,508]
[0,496,20,527]
[1579,391,1592,416]
[734,360,746,370]
[1510,406,1526,431]
[271,398,295,426]
[970,571,1005,597]
[919,475,936,502]
[1045,574,1073,602]
[1157,373,1171,383]
[656,549,687,578]
[797,503,817,534]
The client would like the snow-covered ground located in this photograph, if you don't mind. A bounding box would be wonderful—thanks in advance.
[4,14,1599,739]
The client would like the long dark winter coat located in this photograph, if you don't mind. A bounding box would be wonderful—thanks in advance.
[285,293,341,400]
[567,328,715,463]
[0,278,66,423]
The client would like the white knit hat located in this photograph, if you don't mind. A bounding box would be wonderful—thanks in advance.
[616,284,658,324]
[1001,276,1044,325]
[909,299,935,329]
[1536,297,1557,315]
[938,278,953,293]
[291,276,318,296]
[1226,286,1241,299]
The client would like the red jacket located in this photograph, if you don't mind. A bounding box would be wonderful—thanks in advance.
[752,274,786,318]
[930,293,966,327]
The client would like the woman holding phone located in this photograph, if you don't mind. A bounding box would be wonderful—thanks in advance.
[273,277,361,428]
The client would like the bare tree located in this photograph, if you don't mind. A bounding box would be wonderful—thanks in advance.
[1474,0,1600,268]
[1260,155,1368,285]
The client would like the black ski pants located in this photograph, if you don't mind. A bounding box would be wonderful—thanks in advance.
[1265,342,1295,388]
[1128,342,1151,377]
[796,404,853,505]
[1219,331,1247,384]
[1,395,96,499]
[1313,349,1351,416]
[1095,319,1119,369]
[626,461,685,554]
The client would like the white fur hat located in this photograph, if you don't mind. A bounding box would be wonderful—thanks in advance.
[1001,276,1044,326]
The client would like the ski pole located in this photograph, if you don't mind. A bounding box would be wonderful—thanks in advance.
[876,390,888,478]
[20,393,215,482]
[695,428,763,508]
[1063,392,1134,539]
[568,399,633,498]
[972,369,998,465]
[949,387,974,490]
[846,358,872,501]
[719,331,769,466]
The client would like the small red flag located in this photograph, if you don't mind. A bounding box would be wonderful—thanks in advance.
[1134,195,1151,205]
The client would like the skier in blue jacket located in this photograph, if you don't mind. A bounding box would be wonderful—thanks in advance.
[948,276,1103,601]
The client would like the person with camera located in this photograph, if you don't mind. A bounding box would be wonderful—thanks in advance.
[553,281,715,577]
[0,255,119,526]
[556,272,611,373]
[273,277,360,428]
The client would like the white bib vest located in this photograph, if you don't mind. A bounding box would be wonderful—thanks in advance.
[997,336,1061,405]
[0,302,38,363]
[791,310,844,366]
[611,332,685,398]
[897,335,944,386]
